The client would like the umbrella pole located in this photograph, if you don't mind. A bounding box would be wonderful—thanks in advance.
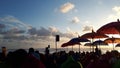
[92,38,94,52]
[72,45,73,51]
[67,47,68,52]
[112,37,114,50]
[99,39,100,49]
[90,39,92,52]
[79,44,80,53]
[112,37,115,50]
[99,45,101,49]
[90,45,91,52]
[113,43,114,50]
[55,41,57,52]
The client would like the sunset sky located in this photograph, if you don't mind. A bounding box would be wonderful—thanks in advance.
[0,0,120,49]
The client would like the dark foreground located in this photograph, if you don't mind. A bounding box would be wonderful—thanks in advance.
[0,47,120,68]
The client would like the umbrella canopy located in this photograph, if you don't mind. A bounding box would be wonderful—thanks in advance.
[104,38,120,43]
[61,37,84,47]
[97,19,120,34]
[81,31,108,39]
[61,37,89,52]
[92,40,108,45]
[84,40,108,46]
[104,37,120,50]
[61,42,80,47]
[81,30,108,52]
[115,43,120,47]
[69,37,90,43]
[61,41,80,51]
[92,40,108,49]
[69,37,90,52]
[61,43,68,47]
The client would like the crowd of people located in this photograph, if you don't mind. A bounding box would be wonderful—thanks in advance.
[0,46,120,68]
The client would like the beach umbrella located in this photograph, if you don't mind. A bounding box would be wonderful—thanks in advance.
[104,37,120,50]
[81,30,108,39]
[61,43,69,47]
[84,43,95,52]
[93,40,108,45]
[104,38,120,43]
[61,37,89,52]
[61,41,80,51]
[81,30,108,51]
[84,41,108,46]
[115,43,120,47]
[61,42,80,47]
[69,37,90,52]
[97,19,120,34]
[69,37,90,42]
[92,40,108,49]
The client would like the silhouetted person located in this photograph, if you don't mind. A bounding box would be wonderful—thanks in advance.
[28,48,40,60]
[5,49,28,68]
[2,49,45,68]
[45,45,50,55]
[0,47,7,62]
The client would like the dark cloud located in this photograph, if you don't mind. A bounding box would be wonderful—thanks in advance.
[0,15,76,42]
[28,26,76,39]
[3,35,27,40]
[37,27,51,36]
[0,27,25,34]
[0,15,32,35]
[8,27,26,34]
[28,27,37,35]
[0,23,5,28]
[0,23,6,34]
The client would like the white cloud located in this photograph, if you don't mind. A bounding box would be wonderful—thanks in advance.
[49,26,59,33]
[106,14,117,20]
[66,27,79,37]
[105,6,120,22]
[112,6,120,15]
[85,21,91,24]
[60,2,75,13]
[71,17,80,23]
[98,1,103,5]
[1,15,21,23]
[82,26,93,32]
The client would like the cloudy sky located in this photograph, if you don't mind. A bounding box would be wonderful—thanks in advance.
[0,0,120,49]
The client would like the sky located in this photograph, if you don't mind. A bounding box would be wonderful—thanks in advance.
[0,0,120,49]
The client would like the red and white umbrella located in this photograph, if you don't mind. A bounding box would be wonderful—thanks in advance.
[97,19,120,34]
[104,37,120,50]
